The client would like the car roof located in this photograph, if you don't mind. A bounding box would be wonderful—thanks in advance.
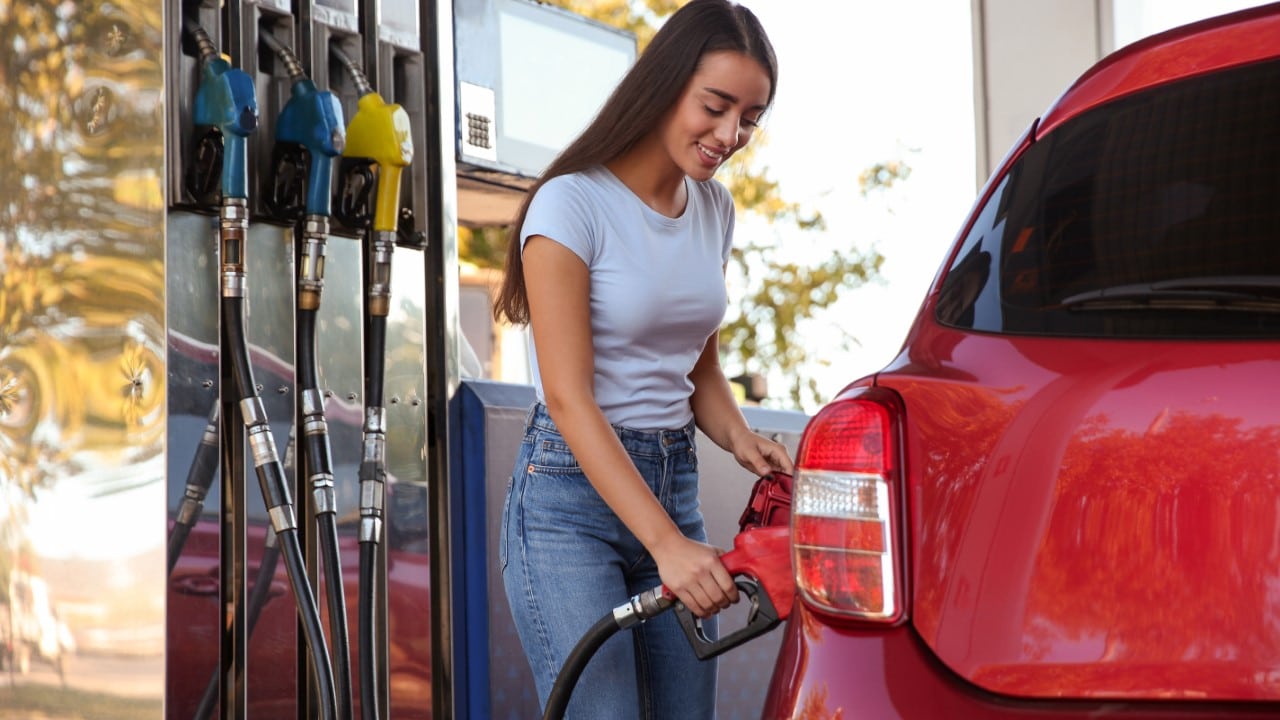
[1037,1,1280,138]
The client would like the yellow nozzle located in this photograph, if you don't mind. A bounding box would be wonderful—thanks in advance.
[344,92,413,233]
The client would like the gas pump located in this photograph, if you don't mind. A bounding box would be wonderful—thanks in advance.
[329,44,413,720]
[186,18,338,720]
[258,29,356,720]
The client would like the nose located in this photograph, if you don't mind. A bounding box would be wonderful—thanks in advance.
[713,115,740,149]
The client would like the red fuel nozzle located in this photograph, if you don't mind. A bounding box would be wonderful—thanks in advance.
[668,525,794,659]
[719,525,795,620]
[666,471,795,659]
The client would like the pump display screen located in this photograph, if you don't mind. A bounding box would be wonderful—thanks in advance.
[495,0,634,174]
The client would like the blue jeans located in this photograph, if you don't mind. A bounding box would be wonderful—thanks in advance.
[500,403,717,720]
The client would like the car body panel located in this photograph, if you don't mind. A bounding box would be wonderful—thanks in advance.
[762,604,1280,719]
[880,323,1280,700]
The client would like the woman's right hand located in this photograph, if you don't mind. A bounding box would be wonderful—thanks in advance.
[650,532,739,619]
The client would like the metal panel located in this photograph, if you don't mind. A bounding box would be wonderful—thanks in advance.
[165,210,223,718]
[1,0,167,716]
[384,248,432,717]
[241,221,300,716]
[456,380,808,718]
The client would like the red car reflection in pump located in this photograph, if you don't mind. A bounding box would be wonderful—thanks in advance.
[763,4,1280,718]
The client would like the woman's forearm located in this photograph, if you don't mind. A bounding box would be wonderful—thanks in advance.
[688,337,753,453]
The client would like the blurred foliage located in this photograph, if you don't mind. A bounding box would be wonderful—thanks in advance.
[1,0,167,566]
[458,225,509,270]
[859,159,913,196]
[462,0,909,410]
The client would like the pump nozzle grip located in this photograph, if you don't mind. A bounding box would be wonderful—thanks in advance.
[672,526,795,660]
[343,93,413,233]
[275,80,346,216]
[193,57,258,200]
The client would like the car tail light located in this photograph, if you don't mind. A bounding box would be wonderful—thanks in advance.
[792,390,905,622]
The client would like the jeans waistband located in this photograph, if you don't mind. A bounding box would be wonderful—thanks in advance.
[526,402,695,448]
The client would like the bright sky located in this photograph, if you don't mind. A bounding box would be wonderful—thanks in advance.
[730,0,1270,410]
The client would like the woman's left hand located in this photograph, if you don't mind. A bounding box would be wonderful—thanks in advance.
[727,428,794,476]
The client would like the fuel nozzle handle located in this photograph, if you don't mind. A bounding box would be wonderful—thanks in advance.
[260,33,345,312]
[263,33,346,218]
[668,526,795,660]
[188,22,257,201]
[330,45,413,236]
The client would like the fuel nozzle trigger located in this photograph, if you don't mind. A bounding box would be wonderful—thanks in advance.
[264,142,308,221]
[186,127,224,206]
[674,576,781,660]
[334,157,375,229]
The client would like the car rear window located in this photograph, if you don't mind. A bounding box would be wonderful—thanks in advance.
[937,57,1280,338]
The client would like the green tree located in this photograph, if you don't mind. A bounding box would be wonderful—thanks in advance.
[465,0,906,409]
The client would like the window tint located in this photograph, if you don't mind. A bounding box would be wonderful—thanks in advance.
[938,58,1280,338]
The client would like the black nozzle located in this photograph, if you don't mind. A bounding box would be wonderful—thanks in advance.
[264,142,308,221]
[674,577,781,660]
[334,157,375,229]
[186,128,224,206]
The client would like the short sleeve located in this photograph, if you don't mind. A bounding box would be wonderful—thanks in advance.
[521,174,596,267]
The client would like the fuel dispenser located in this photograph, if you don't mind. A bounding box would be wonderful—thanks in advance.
[329,36,412,720]
[184,14,339,719]
[165,1,425,716]
[260,27,354,720]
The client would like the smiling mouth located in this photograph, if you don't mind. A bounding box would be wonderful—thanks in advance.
[697,143,726,162]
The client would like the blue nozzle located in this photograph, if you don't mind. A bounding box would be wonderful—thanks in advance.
[193,56,259,200]
[276,79,346,216]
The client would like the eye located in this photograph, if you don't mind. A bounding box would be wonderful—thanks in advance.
[741,116,761,129]
[703,104,727,117]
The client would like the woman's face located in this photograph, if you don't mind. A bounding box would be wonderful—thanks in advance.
[656,50,772,182]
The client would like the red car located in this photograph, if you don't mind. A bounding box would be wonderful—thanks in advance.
[763,5,1280,718]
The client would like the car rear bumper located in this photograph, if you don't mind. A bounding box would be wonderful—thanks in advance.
[761,604,1280,719]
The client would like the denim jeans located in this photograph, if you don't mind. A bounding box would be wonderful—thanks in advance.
[501,403,717,720]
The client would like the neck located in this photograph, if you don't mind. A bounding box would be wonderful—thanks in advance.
[606,137,688,218]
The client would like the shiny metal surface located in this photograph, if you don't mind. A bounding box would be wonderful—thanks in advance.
[1,0,166,716]
[165,210,223,719]
[385,249,432,717]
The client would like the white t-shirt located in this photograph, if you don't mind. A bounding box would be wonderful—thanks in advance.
[521,165,735,429]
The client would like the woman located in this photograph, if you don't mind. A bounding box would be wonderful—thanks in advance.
[494,1,793,716]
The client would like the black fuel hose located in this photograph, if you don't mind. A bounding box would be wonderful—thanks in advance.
[542,613,621,720]
[358,539,379,719]
[297,300,354,720]
[358,309,387,720]
[542,586,673,720]
[167,404,220,574]
[224,297,338,720]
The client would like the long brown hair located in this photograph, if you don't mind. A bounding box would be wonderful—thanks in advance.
[492,0,777,325]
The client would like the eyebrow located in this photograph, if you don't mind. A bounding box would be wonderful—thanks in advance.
[704,87,767,112]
